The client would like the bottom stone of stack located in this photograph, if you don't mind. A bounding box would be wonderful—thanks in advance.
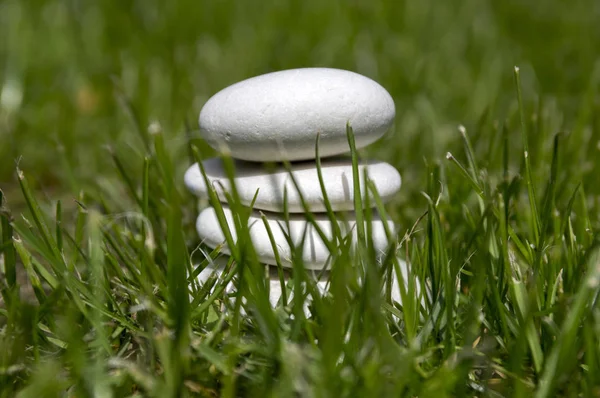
[196,257,414,310]
[196,257,329,308]
[196,205,396,270]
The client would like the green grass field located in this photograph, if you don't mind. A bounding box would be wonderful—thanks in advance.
[2,0,600,396]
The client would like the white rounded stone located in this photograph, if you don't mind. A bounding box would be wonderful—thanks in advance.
[196,256,328,308]
[184,157,401,213]
[196,206,395,269]
[199,68,395,162]
[195,256,414,307]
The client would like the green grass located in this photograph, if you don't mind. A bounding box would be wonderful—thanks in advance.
[2,0,600,396]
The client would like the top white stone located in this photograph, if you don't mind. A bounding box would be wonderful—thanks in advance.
[199,68,395,162]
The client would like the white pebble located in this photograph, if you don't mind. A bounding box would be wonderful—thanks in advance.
[196,205,395,269]
[199,68,395,161]
[195,256,415,307]
[184,157,401,213]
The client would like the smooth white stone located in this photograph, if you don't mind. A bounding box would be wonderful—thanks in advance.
[196,206,395,269]
[195,256,414,307]
[199,68,395,162]
[196,257,328,308]
[184,157,401,213]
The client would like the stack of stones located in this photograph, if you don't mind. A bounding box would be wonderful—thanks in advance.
[184,68,406,306]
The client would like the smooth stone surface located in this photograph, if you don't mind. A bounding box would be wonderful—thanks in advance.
[196,256,328,308]
[195,256,413,307]
[184,157,401,213]
[196,206,395,269]
[199,68,395,162]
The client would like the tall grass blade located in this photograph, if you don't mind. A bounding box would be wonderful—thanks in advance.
[514,66,541,244]
[1,190,17,292]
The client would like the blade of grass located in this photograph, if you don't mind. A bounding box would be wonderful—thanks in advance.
[260,212,287,306]
[1,190,17,292]
[535,243,600,397]
[346,123,365,246]
[55,200,62,254]
[12,237,45,303]
[514,66,541,244]
[446,152,484,199]
[315,133,342,244]
[17,168,63,265]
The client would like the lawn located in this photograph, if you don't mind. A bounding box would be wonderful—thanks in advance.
[1,0,600,396]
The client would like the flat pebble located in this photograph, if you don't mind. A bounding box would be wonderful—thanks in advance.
[196,256,328,308]
[196,205,395,269]
[184,157,401,213]
[195,256,414,307]
[199,68,395,162]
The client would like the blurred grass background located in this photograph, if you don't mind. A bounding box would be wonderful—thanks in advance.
[2,0,600,396]
[2,0,599,221]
